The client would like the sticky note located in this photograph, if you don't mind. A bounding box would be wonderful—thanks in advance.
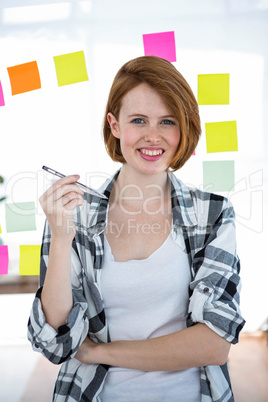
[143,31,176,62]
[0,245,9,275]
[0,81,5,106]
[198,74,229,105]
[53,50,89,86]
[0,224,2,234]
[203,161,235,192]
[5,202,36,233]
[205,121,238,153]
[19,245,41,275]
[7,61,41,95]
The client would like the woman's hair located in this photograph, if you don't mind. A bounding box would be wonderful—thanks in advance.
[103,56,201,171]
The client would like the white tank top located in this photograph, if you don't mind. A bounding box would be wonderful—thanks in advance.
[99,233,200,402]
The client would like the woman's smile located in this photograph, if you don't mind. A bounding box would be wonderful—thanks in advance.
[138,147,165,161]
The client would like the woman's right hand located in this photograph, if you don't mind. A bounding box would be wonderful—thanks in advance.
[39,174,84,241]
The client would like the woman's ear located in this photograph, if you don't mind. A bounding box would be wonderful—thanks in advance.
[107,113,120,139]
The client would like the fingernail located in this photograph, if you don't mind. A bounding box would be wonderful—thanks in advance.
[74,174,80,178]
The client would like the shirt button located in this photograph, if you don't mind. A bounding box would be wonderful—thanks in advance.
[203,287,210,293]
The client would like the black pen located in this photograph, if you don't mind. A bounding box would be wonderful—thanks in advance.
[42,166,108,200]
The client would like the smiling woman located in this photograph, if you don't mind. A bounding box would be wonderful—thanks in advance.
[27,56,245,402]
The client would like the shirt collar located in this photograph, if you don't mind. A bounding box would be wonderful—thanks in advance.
[83,169,120,232]
[168,172,198,227]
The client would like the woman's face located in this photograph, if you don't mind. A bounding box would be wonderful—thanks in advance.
[107,83,181,177]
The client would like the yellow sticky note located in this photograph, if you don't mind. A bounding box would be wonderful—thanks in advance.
[198,74,229,105]
[19,245,41,275]
[53,50,89,86]
[0,224,2,234]
[205,121,238,153]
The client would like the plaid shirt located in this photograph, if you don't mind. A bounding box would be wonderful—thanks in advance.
[28,170,245,402]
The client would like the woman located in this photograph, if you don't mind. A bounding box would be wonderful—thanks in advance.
[28,56,245,401]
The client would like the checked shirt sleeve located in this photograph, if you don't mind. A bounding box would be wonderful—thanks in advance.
[188,195,245,344]
[27,221,89,364]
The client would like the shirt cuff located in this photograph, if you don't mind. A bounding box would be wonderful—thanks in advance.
[28,287,89,364]
[188,280,245,344]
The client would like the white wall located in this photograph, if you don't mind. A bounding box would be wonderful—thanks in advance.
[0,0,267,331]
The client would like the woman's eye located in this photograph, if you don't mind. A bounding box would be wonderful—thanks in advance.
[132,118,145,124]
[161,119,175,125]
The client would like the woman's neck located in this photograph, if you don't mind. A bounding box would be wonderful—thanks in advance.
[110,165,171,214]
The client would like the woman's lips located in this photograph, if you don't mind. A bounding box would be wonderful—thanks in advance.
[138,148,165,161]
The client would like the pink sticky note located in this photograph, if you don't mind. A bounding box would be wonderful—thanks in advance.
[0,81,5,107]
[0,245,9,275]
[143,31,176,62]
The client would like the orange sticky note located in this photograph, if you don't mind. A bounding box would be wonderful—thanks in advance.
[19,245,41,275]
[7,61,41,95]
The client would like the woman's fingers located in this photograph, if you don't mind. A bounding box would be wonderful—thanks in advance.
[39,175,85,239]
[42,174,81,198]
[40,176,84,208]
[55,183,84,201]
[47,184,84,204]
[62,192,84,207]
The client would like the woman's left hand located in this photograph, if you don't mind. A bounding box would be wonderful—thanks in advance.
[75,336,98,364]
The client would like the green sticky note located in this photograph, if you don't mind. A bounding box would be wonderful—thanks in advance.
[205,121,238,153]
[53,50,89,86]
[5,202,36,233]
[19,245,41,275]
[203,161,235,192]
[198,74,229,105]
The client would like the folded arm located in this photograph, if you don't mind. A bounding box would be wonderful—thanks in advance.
[75,323,230,371]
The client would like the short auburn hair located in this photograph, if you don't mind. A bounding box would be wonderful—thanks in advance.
[103,56,201,171]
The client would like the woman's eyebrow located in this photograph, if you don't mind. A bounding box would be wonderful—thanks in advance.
[128,114,148,118]
[128,114,176,118]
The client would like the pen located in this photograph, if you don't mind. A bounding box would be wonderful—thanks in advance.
[42,166,108,200]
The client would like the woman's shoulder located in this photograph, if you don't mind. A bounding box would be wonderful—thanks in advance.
[169,172,234,225]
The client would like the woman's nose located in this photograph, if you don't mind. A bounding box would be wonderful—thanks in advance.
[144,126,161,143]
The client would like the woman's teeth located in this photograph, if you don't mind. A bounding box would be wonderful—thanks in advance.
[140,149,163,156]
